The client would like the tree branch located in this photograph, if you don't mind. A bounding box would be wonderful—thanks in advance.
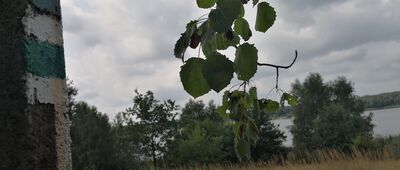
[257,50,298,69]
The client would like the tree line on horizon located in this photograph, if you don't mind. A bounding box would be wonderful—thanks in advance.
[68,73,400,169]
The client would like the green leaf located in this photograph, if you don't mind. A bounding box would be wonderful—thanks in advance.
[239,4,245,18]
[234,43,258,81]
[266,99,279,112]
[249,87,257,100]
[203,52,234,92]
[255,2,276,33]
[180,58,211,98]
[246,120,259,144]
[174,33,188,61]
[215,32,240,50]
[217,106,229,119]
[245,92,253,108]
[222,91,229,107]
[174,21,198,61]
[209,0,242,33]
[202,32,217,56]
[252,0,259,7]
[197,0,216,9]
[234,18,252,41]
[185,21,198,40]
[282,93,297,107]
[235,138,251,161]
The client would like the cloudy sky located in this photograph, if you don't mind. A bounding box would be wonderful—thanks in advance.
[61,0,400,118]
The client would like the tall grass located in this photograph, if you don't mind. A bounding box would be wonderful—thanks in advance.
[171,147,400,170]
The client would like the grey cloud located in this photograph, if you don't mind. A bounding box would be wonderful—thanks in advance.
[62,0,400,116]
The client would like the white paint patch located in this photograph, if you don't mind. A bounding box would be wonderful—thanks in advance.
[23,6,63,45]
[25,73,67,105]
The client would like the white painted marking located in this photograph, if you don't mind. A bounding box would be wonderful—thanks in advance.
[23,6,63,45]
[25,73,67,105]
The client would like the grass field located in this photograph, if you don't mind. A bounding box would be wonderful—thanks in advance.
[173,148,400,170]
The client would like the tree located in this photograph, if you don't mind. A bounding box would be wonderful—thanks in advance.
[173,0,297,160]
[290,73,373,152]
[165,100,236,166]
[112,113,146,170]
[251,111,288,162]
[66,78,78,118]
[121,90,179,168]
[70,102,117,170]
[290,73,329,151]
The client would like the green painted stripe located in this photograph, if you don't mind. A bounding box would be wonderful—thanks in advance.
[30,0,61,16]
[23,39,65,78]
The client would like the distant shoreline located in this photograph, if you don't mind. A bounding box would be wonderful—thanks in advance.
[365,105,400,112]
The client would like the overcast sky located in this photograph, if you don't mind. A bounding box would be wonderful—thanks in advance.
[61,0,400,118]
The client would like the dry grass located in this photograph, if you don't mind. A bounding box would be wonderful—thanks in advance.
[173,148,400,170]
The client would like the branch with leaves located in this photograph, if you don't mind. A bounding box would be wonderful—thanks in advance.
[174,0,297,161]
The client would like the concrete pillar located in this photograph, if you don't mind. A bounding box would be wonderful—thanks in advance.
[0,0,71,169]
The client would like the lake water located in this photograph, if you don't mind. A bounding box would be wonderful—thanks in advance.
[272,107,400,146]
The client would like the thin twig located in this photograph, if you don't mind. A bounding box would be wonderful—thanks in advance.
[257,50,298,69]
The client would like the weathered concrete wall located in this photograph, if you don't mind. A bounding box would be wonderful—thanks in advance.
[0,0,71,169]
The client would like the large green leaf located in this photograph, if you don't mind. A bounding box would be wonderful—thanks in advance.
[234,18,252,41]
[209,0,242,33]
[266,99,280,112]
[197,0,216,9]
[255,2,276,33]
[180,58,210,98]
[203,52,234,92]
[215,32,240,50]
[174,21,197,61]
[202,32,217,56]
[174,33,188,61]
[234,43,258,81]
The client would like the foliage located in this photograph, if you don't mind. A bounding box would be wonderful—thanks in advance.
[360,91,400,109]
[165,100,236,166]
[66,78,78,118]
[174,0,296,160]
[70,102,117,170]
[165,99,289,166]
[120,90,179,168]
[251,110,288,162]
[290,73,374,152]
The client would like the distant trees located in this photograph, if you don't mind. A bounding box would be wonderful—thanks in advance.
[361,91,400,109]
[70,102,117,170]
[290,73,374,152]
[165,100,236,166]
[119,90,179,168]
[68,87,288,169]
[252,110,288,162]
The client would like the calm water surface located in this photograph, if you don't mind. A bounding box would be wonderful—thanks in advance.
[272,107,400,146]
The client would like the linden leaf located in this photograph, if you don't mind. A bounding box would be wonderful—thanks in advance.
[234,18,252,41]
[203,52,234,92]
[209,0,242,33]
[180,58,210,98]
[234,43,258,81]
[215,32,240,50]
[174,33,188,61]
[174,21,197,61]
[255,2,276,33]
[197,0,216,9]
